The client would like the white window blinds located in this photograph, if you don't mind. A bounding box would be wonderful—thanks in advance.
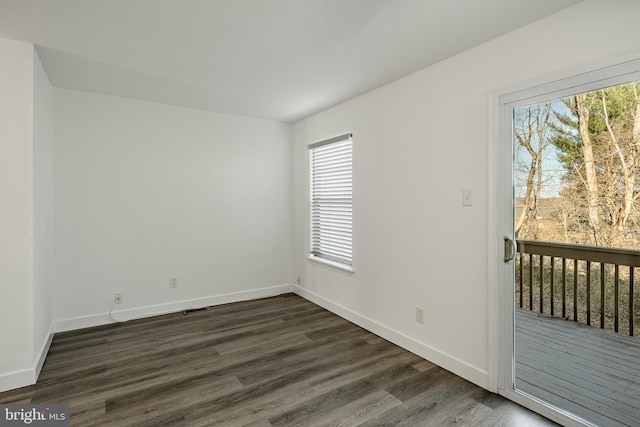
[309,134,353,266]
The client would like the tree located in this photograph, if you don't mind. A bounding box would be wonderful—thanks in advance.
[514,102,552,237]
[596,84,640,231]
[550,82,640,247]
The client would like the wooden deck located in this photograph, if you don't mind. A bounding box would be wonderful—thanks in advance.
[515,308,640,426]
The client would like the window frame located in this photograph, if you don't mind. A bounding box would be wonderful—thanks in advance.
[308,133,354,274]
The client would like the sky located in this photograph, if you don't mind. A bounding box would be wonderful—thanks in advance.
[513,98,572,199]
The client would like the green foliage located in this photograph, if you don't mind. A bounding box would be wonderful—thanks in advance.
[550,100,581,167]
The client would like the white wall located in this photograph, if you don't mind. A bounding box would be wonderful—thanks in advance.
[0,37,34,390]
[292,0,640,390]
[33,49,54,371]
[53,90,293,329]
[0,39,54,392]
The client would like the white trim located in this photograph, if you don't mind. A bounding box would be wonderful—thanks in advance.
[0,323,54,393]
[0,368,35,393]
[491,45,640,106]
[54,284,292,333]
[486,91,501,394]
[307,255,354,275]
[494,94,516,399]
[293,285,488,389]
[308,133,352,149]
[34,325,54,379]
[500,389,597,427]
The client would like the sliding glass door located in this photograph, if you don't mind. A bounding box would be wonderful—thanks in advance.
[498,62,640,426]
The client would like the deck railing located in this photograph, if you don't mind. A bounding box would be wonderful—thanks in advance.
[515,240,640,336]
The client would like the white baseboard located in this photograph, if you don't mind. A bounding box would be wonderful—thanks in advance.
[0,323,54,393]
[0,368,35,393]
[35,327,54,379]
[293,285,489,390]
[54,284,293,333]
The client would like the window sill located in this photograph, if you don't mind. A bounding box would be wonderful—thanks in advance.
[307,255,354,275]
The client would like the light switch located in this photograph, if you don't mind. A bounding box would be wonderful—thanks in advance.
[462,189,473,207]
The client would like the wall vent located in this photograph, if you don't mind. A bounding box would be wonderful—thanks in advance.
[181,307,209,315]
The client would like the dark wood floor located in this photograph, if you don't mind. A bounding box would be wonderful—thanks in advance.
[0,294,556,426]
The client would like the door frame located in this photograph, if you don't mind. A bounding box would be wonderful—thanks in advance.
[489,49,640,426]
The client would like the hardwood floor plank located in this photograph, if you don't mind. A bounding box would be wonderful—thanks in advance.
[308,351,423,391]
[214,314,342,355]
[384,365,451,402]
[194,349,416,426]
[268,377,379,426]
[413,386,494,426]
[356,375,472,427]
[64,399,106,425]
[241,419,273,427]
[288,389,402,427]
[412,359,437,372]
[134,340,384,425]
[0,385,34,404]
[267,349,422,426]
[99,375,244,426]
[105,374,241,413]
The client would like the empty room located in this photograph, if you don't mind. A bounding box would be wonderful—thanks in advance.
[1,1,640,426]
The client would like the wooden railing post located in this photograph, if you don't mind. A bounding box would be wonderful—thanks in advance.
[630,267,634,337]
[562,258,566,319]
[550,257,555,316]
[586,261,591,326]
[540,255,544,314]
[600,263,605,329]
[573,259,578,322]
[519,252,523,308]
[529,254,533,311]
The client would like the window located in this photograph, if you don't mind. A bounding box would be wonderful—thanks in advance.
[309,134,353,270]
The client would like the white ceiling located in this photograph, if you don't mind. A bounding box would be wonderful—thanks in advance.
[0,0,581,123]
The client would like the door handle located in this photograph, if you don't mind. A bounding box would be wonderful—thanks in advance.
[504,237,517,263]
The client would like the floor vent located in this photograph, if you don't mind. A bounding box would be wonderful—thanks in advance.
[182,307,209,315]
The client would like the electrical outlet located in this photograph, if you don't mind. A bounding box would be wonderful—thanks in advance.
[415,306,424,324]
[114,293,122,304]
[297,275,302,285]
[170,276,178,288]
